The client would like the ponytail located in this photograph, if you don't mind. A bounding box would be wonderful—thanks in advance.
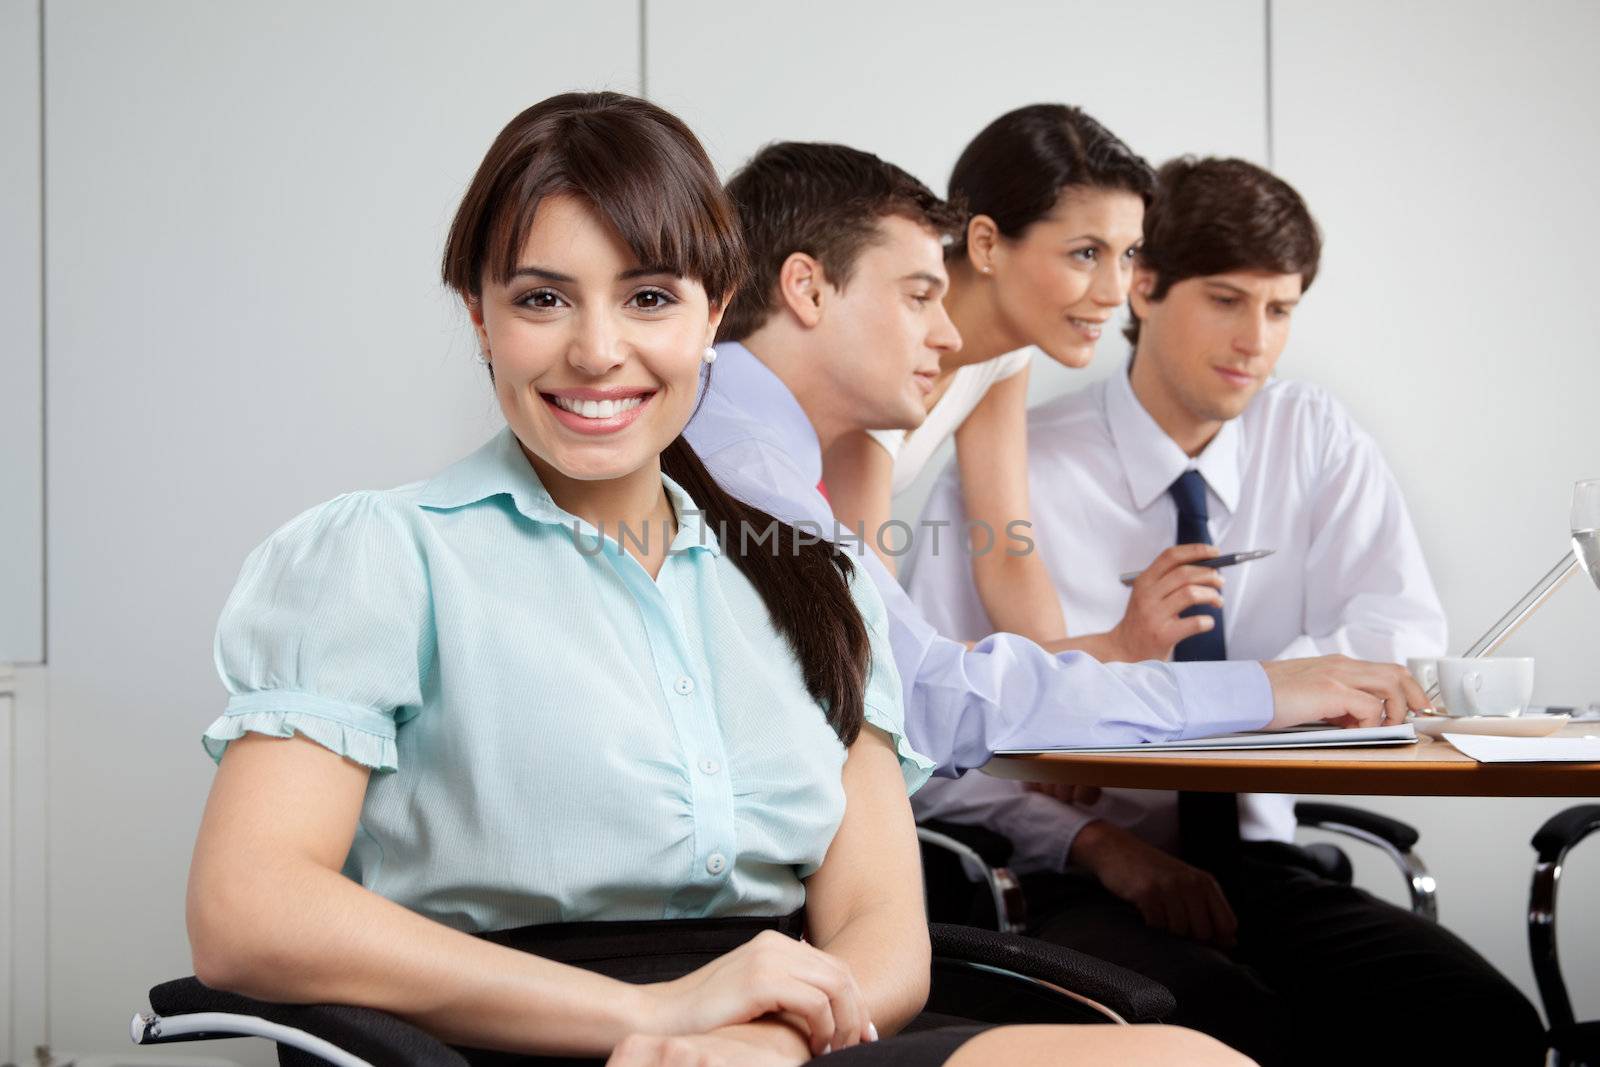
[660,436,869,745]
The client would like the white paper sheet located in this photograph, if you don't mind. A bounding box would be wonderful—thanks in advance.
[1443,733,1600,763]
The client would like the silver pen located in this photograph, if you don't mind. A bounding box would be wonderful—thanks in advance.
[1119,548,1275,587]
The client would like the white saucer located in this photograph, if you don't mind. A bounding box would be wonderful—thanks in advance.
[1411,714,1570,738]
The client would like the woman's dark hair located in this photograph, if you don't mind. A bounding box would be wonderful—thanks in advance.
[719,141,966,342]
[443,92,871,745]
[1124,156,1322,345]
[947,103,1155,257]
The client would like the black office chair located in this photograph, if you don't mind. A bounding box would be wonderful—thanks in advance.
[1528,804,1600,1066]
[921,801,1438,932]
[131,923,1176,1065]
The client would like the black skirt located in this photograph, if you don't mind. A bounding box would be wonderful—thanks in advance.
[457,910,990,1066]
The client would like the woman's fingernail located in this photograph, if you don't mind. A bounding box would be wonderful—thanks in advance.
[867,1023,879,1042]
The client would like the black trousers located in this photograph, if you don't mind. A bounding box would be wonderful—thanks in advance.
[1022,841,1546,1067]
[457,911,988,1066]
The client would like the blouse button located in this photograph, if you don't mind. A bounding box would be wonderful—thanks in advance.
[706,852,727,876]
[699,758,720,776]
[674,676,695,696]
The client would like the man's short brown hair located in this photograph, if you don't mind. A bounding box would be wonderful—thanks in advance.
[1127,157,1321,345]
[717,142,966,342]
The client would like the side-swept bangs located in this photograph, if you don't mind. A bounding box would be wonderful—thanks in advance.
[443,92,743,304]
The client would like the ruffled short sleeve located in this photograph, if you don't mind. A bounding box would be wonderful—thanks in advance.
[203,491,433,772]
[847,564,934,795]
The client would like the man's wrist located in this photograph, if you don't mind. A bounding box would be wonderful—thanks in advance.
[1066,817,1109,867]
[1083,627,1131,663]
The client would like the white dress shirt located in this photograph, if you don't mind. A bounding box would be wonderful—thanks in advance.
[902,363,1447,874]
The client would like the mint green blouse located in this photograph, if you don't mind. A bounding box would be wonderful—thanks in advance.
[203,429,932,932]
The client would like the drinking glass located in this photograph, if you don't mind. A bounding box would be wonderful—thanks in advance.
[1572,478,1600,588]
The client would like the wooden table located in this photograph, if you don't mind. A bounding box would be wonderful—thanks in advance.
[981,724,1600,797]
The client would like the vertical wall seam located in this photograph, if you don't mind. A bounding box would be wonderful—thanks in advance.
[37,0,48,669]
[3,686,12,1062]
[638,0,649,98]
[34,5,50,1053]
[1264,0,1276,168]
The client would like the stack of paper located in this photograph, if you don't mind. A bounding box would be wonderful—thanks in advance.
[1443,733,1600,763]
[998,724,1416,756]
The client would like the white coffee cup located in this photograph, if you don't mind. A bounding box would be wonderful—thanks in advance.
[1434,657,1535,717]
[1406,657,1438,695]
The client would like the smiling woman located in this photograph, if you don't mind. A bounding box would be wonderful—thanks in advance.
[182,91,1246,1067]
[822,104,1224,664]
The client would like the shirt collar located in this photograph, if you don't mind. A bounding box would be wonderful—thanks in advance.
[703,341,823,485]
[1105,361,1242,516]
[415,427,721,556]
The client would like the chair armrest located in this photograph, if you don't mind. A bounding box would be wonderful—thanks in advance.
[918,825,1027,932]
[919,819,1015,867]
[1296,801,1420,852]
[1527,806,1600,1031]
[928,923,1175,1024]
[1532,804,1600,863]
[141,977,469,1066]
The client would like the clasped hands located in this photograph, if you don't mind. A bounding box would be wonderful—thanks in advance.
[607,928,875,1066]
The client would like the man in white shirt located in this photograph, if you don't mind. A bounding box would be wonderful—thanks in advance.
[903,157,1542,1066]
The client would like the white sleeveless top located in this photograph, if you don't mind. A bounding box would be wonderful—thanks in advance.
[866,347,1034,497]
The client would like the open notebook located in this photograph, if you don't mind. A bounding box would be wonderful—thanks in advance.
[996,723,1418,756]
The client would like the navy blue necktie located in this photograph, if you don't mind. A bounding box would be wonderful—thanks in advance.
[1168,470,1238,874]
[1169,470,1227,662]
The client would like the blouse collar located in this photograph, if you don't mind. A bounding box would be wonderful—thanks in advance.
[416,427,722,557]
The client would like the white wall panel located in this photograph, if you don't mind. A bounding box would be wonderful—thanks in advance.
[44,2,636,1056]
[35,0,1598,1054]
[649,0,1270,517]
[1,0,44,665]
[1,686,12,1062]
[1275,0,1600,1011]
[2,665,47,1066]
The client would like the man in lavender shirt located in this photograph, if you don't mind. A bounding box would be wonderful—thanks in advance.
[684,141,1425,785]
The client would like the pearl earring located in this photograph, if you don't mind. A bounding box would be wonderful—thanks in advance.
[702,346,718,365]
[475,349,491,365]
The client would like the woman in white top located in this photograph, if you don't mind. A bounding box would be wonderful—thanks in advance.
[824,105,1224,661]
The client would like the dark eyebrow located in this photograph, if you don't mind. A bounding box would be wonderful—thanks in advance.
[509,265,678,283]
[620,265,678,280]
[510,265,575,283]
[1205,279,1301,306]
